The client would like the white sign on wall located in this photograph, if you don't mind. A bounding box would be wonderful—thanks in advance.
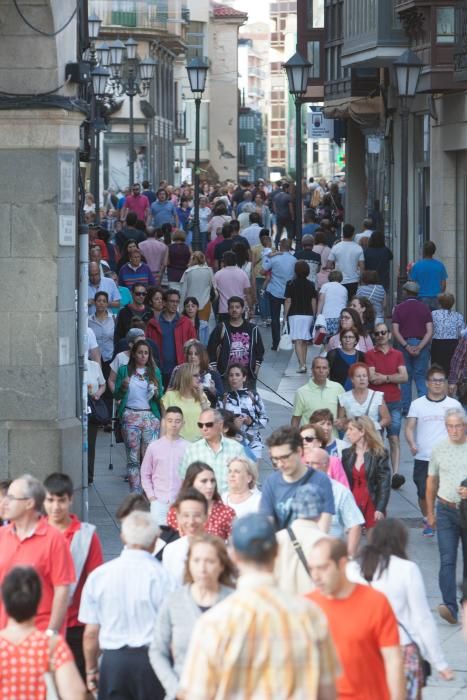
[308,111,334,139]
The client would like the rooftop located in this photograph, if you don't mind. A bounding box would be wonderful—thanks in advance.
[211,2,248,19]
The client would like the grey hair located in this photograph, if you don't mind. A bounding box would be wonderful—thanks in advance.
[121,511,160,549]
[201,407,224,423]
[227,456,258,489]
[444,407,466,424]
[18,474,45,511]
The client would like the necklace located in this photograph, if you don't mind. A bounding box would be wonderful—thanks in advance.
[135,368,148,381]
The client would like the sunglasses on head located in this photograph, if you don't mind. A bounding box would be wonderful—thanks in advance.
[373,330,388,337]
[197,421,214,428]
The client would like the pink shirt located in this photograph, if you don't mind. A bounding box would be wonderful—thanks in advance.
[140,436,189,503]
[139,238,167,276]
[206,236,224,268]
[214,266,251,313]
[124,194,150,220]
[328,456,350,488]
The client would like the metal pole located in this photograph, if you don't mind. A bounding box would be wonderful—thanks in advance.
[398,103,409,300]
[295,97,303,249]
[193,96,201,251]
[128,88,135,186]
[78,223,89,522]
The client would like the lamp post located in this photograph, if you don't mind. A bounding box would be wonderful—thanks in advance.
[393,48,422,299]
[283,51,312,249]
[186,57,209,251]
[86,13,107,222]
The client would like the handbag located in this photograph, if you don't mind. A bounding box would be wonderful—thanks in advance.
[397,619,431,686]
[287,526,311,577]
[279,326,293,351]
[88,396,110,426]
[44,636,61,700]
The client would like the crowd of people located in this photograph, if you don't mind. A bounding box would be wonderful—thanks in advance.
[0,175,466,699]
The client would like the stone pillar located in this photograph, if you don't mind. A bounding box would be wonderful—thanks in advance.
[346,120,367,227]
[0,109,83,484]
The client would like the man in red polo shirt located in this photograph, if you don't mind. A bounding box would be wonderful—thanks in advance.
[44,472,103,679]
[121,182,150,223]
[0,474,75,635]
[365,323,408,489]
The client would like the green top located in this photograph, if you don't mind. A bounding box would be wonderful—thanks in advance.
[114,364,163,419]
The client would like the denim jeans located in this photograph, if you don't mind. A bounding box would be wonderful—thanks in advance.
[400,338,430,413]
[436,501,467,617]
[256,278,271,320]
[419,295,439,311]
[268,292,284,349]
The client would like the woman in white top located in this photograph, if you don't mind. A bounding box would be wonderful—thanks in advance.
[337,362,390,432]
[221,456,261,517]
[348,519,453,699]
[316,269,348,336]
[179,251,216,321]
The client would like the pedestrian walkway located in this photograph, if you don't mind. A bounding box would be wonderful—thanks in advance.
[88,335,467,696]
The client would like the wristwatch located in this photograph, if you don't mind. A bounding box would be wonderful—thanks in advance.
[45,628,58,637]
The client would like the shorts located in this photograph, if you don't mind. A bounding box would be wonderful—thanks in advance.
[385,401,402,437]
[413,459,429,500]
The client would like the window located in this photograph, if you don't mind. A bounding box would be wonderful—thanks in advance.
[436,7,454,44]
[246,143,255,156]
[307,0,324,29]
[186,21,205,61]
[307,41,321,79]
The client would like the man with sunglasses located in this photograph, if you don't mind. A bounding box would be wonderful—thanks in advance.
[260,426,334,532]
[405,365,463,536]
[365,323,408,489]
[114,283,152,344]
[179,409,244,493]
[120,182,150,224]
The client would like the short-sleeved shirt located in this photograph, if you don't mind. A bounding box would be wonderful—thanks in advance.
[0,630,72,700]
[262,252,297,299]
[319,281,348,318]
[0,519,75,631]
[284,278,317,316]
[151,200,178,228]
[123,193,150,220]
[327,241,364,284]
[432,309,465,340]
[365,347,405,403]
[410,258,447,297]
[407,395,462,461]
[392,298,432,339]
[260,467,335,531]
[214,266,251,313]
[338,389,384,429]
[274,191,292,219]
[428,439,467,504]
[308,584,399,700]
[293,379,344,425]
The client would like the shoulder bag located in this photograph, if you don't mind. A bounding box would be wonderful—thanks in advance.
[88,396,110,426]
[364,390,375,416]
[397,619,431,686]
[287,526,311,577]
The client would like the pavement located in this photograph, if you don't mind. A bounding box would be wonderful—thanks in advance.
[87,326,467,697]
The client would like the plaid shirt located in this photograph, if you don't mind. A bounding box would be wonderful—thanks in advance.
[179,572,340,700]
[179,437,245,493]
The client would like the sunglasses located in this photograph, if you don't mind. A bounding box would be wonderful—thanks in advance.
[302,435,318,442]
[197,421,214,428]
[133,291,146,297]
[373,330,388,337]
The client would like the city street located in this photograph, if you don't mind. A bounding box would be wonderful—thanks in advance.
[89,331,467,698]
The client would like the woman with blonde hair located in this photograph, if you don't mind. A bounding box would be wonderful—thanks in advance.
[221,456,261,516]
[341,415,391,528]
[150,534,235,700]
[161,363,210,441]
[179,250,216,320]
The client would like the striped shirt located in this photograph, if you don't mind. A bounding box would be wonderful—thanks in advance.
[179,572,340,700]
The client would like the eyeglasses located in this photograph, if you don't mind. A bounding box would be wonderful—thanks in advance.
[428,377,446,383]
[197,421,214,428]
[270,450,294,465]
[133,291,146,297]
[374,330,388,337]
[301,435,318,443]
[342,335,356,341]
[5,494,29,501]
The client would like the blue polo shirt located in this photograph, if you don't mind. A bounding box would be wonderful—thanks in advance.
[410,258,447,296]
[262,252,297,299]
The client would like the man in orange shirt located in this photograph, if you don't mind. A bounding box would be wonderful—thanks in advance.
[44,472,103,679]
[307,538,404,700]
[0,474,75,635]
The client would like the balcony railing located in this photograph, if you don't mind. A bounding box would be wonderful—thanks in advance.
[174,111,186,140]
[89,0,186,37]
[341,0,407,67]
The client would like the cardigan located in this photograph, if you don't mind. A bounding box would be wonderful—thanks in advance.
[114,364,163,419]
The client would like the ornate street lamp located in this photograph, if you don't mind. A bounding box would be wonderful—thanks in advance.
[283,51,311,248]
[186,58,209,251]
[393,49,423,297]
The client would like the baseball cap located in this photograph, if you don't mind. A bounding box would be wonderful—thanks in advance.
[402,280,419,294]
[126,328,145,343]
[232,513,276,557]
[291,484,326,521]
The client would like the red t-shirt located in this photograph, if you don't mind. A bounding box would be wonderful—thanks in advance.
[60,515,104,628]
[365,346,405,403]
[0,518,75,631]
[124,194,150,221]
[307,584,399,700]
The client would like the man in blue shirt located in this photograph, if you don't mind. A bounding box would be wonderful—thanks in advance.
[150,189,179,229]
[409,241,447,310]
[262,240,297,350]
[302,209,320,237]
[260,426,335,531]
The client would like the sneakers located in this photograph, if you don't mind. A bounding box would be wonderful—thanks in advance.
[391,473,405,490]
[296,366,307,374]
[422,518,434,537]
[438,604,458,625]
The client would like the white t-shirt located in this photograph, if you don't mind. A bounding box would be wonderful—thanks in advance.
[110,351,130,374]
[407,395,463,461]
[221,490,261,517]
[319,281,348,318]
[85,360,105,397]
[126,368,151,410]
[162,536,190,584]
[328,241,364,283]
[355,231,372,245]
[87,327,98,353]
[338,389,384,429]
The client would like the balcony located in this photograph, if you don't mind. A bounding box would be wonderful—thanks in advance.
[341,0,407,67]
[174,111,187,142]
[89,0,187,51]
[454,0,467,80]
